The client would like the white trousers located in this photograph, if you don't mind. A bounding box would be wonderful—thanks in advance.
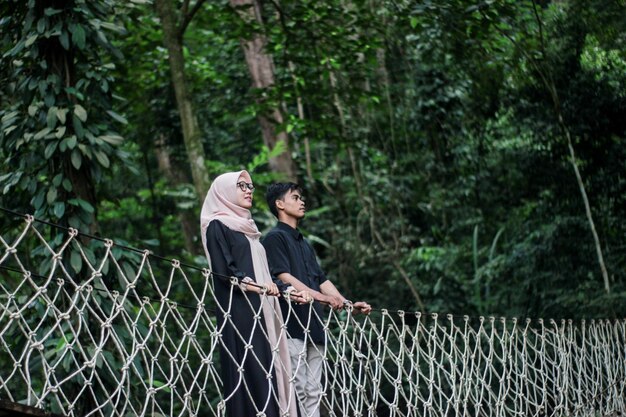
[287,338,325,417]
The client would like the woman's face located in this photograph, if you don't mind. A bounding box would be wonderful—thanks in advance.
[235,174,254,209]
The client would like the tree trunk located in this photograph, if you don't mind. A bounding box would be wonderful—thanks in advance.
[230,0,297,180]
[155,135,200,255]
[154,0,210,201]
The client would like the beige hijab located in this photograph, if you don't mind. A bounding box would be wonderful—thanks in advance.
[200,170,297,417]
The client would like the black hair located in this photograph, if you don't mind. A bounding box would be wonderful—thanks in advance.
[266,182,301,218]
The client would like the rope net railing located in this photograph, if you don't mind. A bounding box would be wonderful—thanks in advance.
[0,213,624,417]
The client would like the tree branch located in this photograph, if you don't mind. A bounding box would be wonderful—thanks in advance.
[180,0,208,37]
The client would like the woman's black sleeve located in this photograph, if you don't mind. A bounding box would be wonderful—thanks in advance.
[206,220,246,284]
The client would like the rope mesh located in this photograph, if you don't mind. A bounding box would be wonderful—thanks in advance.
[0,215,624,416]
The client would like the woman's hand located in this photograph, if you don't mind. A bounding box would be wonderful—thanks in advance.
[265,282,279,296]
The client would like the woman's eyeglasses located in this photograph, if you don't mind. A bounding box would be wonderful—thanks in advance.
[236,181,255,192]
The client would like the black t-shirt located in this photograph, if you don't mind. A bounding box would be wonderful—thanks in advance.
[262,222,327,344]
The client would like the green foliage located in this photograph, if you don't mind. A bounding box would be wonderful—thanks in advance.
[0,0,130,234]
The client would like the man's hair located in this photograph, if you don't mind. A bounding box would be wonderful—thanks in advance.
[266,182,301,218]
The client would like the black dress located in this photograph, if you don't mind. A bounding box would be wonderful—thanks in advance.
[206,220,280,417]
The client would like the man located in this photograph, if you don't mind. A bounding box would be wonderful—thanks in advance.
[262,182,372,417]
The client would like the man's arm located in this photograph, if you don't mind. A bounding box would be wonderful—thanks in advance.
[277,272,344,309]
[319,280,347,309]
[320,280,372,314]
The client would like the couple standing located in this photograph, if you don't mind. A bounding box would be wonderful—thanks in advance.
[200,170,371,417]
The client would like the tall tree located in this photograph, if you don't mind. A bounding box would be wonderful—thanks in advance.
[230,0,296,180]
[154,0,210,200]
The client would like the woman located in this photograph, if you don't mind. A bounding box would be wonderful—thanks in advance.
[200,170,301,417]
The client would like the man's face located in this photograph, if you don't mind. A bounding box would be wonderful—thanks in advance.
[278,189,306,220]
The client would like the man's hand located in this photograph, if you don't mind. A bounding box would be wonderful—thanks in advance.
[320,294,344,310]
[352,301,372,315]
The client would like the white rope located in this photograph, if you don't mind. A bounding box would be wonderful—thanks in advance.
[0,216,624,417]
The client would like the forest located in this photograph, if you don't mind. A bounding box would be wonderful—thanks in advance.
[1,0,625,320]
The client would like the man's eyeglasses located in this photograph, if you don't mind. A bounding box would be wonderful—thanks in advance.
[236,181,255,192]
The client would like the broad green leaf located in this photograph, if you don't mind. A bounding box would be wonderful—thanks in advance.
[71,24,86,49]
[37,18,46,34]
[72,115,84,138]
[99,135,123,145]
[77,199,94,213]
[71,148,82,169]
[44,8,62,16]
[52,174,63,187]
[94,150,110,168]
[33,191,45,210]
[70,251,82,273]
[25,34,38,47]
[74,104,87,122]
[34,127,51,140]
[59,31,69,49]
[44,141,58,159]
[47,106,58,128]
[106,110,127,124]
[46,187,57,204]
[55,126,66,138]
[53,202,65,218]
[56,108,68,124]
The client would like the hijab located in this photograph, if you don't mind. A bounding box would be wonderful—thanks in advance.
[200,170,298,417]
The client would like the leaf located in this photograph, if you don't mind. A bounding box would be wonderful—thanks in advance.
[106,110,127,124]
[55,126,66,138]
[37,18,46,34]
[25,34,38,47]
[44,141,58,159]
[72,115,84,138]
[77,199,94,213]
[56,108,68,124]
[410,17,418,29]
[44,8,62,16]
[70,251,82,273]
[32,191,45,209]
[59,31,69,49]
[34,127,51,140]
[100,21,125,34]
[268,140,287,158]
[52,174,63,187]
[71,24,86,49]
[71,148,82,169]
[74,104,87,122]
[46,187,57,204]
[47,106,58,128]
[53,202,65,218]
[67,135,77,149]
[99,135,123,145]
[94,150,110,168]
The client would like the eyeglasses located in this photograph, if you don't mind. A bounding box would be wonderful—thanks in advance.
[236,181,255,192]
